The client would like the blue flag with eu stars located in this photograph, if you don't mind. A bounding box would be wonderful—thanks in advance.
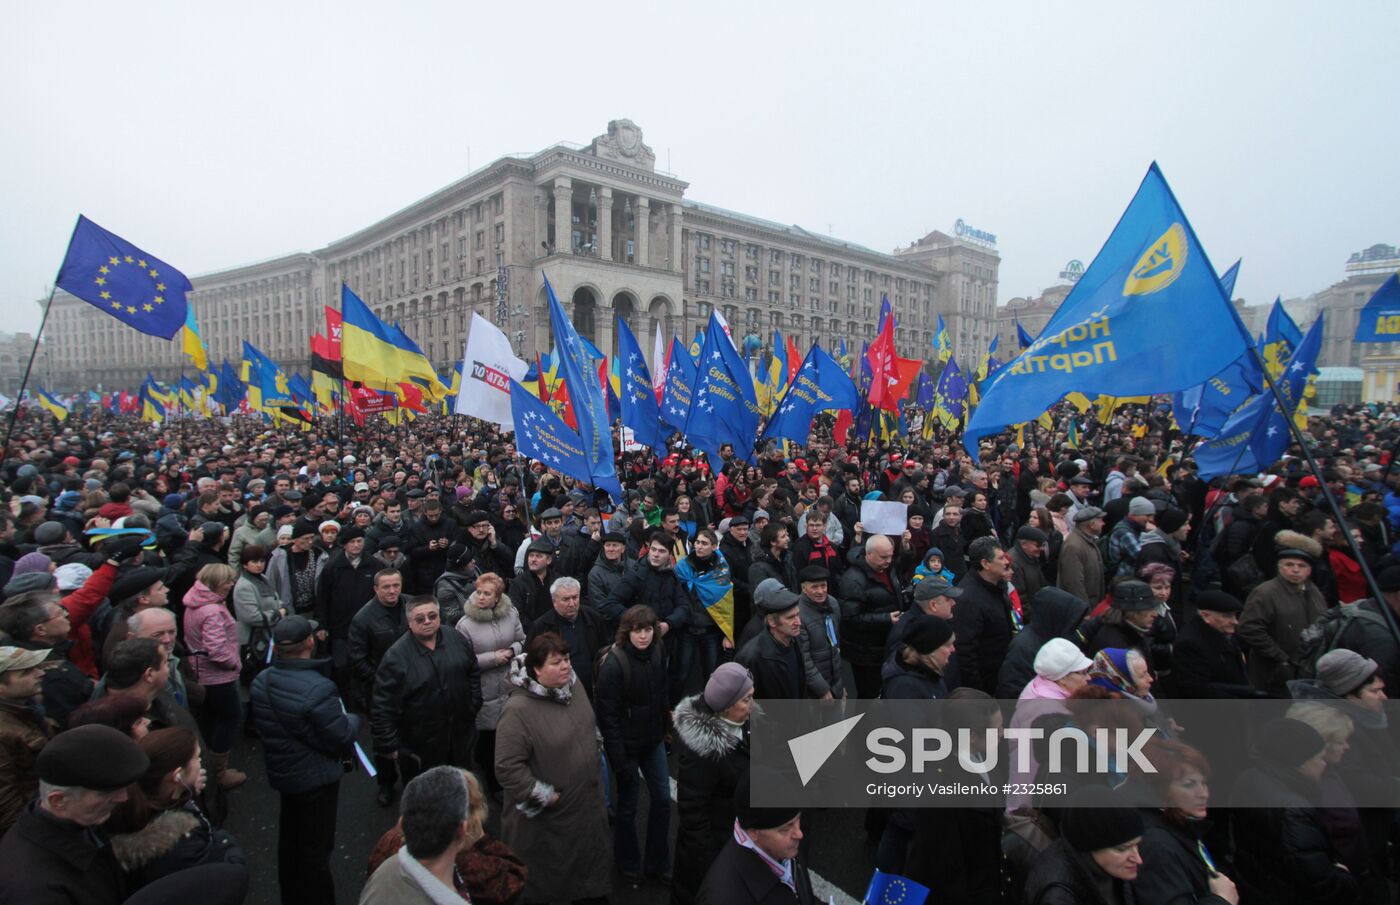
[684,313,761,467]
[864,868,930,905]
[1356,273,1400,343]
[661,337,697,433]
[964,163,1250,455]
[1194,312,1324,480]
[759,343,858,447]
[616,316,663,452]
[543,275,621,502]
[56,215,191,340]
[509,378,621,500]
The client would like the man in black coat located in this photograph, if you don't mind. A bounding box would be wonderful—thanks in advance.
[1170,590,1254,699]
[0,724,151,905]
[371,595,482,788]
[838,534,903,699]
[401,499,460,593]
[995,586,1088,699]
[748,522,797,593]
[951,536,1017,696]
[527,576,608,698]
[720,517,755,634]
[608,531,695,705]
[736,584,808,701]
[313,526,378,693]
[250,616,361,905]
[697,770,814,905]
[509,539,558,625]
[1334,565,1400,696]
[460,510,514,578]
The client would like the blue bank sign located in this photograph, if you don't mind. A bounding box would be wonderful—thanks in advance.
[954,219,997,247]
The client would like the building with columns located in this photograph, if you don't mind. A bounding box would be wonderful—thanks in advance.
[39,120,1003,391]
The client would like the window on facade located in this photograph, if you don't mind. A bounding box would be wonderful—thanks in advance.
[495,224,504,243]
[746,287,758,301]
[746,266,758,281]
[721,261,735,276]
[770,249,782,264]
[769,291,780,303]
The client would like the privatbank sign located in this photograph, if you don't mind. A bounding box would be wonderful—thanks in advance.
[1059,259,1085,282]
[953,219,997,247]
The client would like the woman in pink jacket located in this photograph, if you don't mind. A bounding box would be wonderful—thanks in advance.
[182,563,246,789]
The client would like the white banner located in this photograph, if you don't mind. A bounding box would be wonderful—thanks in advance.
[455,313,527,430]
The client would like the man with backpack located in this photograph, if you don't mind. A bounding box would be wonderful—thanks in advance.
[1238,544,1328,696]
[1325,565,1400,694]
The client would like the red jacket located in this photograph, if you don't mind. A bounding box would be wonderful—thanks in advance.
[59,561,117,678]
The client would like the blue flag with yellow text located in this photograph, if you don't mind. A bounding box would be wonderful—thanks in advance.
[760,344,858,447]
[56,215,191,340]
[1355,273,1400,343]
[1194,313,1323,479]
[661,337,697,433]
[965,163,1250,454]
[509,378,602,491]
[617,317,664,451]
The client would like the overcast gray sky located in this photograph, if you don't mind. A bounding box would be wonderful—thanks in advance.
[2,1,1395,338]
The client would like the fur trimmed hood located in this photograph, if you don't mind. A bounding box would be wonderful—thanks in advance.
[672,693,753,760]
[1274,530,1323,560]
[111,808,200,870]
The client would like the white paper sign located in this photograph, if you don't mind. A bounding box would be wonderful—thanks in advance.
[860,500,908,536]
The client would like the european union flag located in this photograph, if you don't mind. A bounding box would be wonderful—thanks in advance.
[661,337,697,433]
[965,163,1250,455]
[684,313,761,466]
[617,317,664,452]
[933,356,969,429]
[864,868,930,905]
[544,276,621,502]
[760,344,858,447]
[509,379,622,498]
[1356,273,1400,343]
[1194,313,1324,480]
[56,215,190,340]
[915,372,936,410]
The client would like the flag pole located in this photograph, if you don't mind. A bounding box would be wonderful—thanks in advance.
[3,285,58,454]
[1249,345,1400,647]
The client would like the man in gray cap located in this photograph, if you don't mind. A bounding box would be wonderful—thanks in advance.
[1330,565,1400,695]
[1106,496,1155,579]
[736,580,808,701]
[0,724,148,904]
[1239,546,1327,696]
[1009,525,1049,602]
[0,646,53,834]
[1058,506,1107,606]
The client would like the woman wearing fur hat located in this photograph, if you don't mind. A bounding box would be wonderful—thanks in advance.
[454,572,523,798]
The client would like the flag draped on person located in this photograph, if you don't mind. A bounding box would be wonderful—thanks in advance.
[56,215,191,339]
[759,344,859,447]
[660,337,697,433]
[1194,313,1325,479]
[684,312,761,466]
[616,317,664,451]
[454,313,526,431]
[543,276,622,502]
[674,549,736,643]
[1355,273,1400,342]
[964,163,1251,454]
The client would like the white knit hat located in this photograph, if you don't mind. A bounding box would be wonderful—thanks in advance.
[1034,638,1094,681]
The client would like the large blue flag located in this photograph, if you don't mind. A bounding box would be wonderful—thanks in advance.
[616,317,663,451]
[56,215,191,340]
[760,344,858,446]
[915,372,936,410]
[661,337,696,433]
[965,163,1250,455]
[508,379,612,496]
[1355,273,1400,343]
[932,356,969,429]
[1194,313,1324,480]
[1171,260,1256,438]
[684,313,761,466]
[242,341,295,408]
[543,275,621,502]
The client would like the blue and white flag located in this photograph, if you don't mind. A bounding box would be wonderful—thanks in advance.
[759,344,858,447]
[616,316,663,451]
[684,313,761,466]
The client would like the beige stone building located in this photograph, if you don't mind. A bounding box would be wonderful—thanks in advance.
[39,120,1005,392]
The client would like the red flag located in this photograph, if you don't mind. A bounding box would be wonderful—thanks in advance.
[833,410,853,446]
[867,319,898,411]
[785,335,801,385]
[324,307,343,360]
[397,382,428,413]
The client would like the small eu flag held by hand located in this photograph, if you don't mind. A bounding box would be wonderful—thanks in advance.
[56,215,191,339]
[863,868,929,905]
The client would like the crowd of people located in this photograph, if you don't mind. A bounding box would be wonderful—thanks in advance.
[0,398,1398,904]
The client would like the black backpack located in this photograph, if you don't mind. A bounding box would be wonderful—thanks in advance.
[1296,603,1386,679]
